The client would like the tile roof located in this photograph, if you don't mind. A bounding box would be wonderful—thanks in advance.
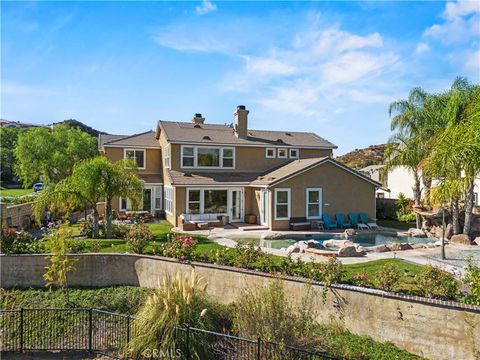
[99,131,161,148]
[167,170,263,186]
[157,120,337,149]
[138,173,163,184]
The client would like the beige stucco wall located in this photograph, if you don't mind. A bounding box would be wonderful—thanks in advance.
[269,162,376,230]
[0,202,34,229]
[2,253,479,360]
[103,147,162,175]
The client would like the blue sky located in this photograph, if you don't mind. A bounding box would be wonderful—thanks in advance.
[2,1,479,155]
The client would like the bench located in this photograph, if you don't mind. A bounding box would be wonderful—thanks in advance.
[180,213,225,229]
[289,217,312,231]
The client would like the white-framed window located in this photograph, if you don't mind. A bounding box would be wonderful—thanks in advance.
[274,188,291,220]
[164,186,173,215]
[187,189,201,214]
[181,145,235,169]
[289,149,299,159]
[266,148,276,158]
[153,186,163,210]
[306,188,322,219]
[124,148,146,169]
[277,149,287,158]
[164,145,170,169]
[119,197,132,211]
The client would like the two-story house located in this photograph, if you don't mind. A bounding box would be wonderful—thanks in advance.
[100,105,381,230]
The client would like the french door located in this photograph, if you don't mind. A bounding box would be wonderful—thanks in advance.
[260,190,269,226]
[230,189,243,222]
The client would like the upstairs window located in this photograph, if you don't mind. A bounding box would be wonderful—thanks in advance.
[289,149,299,158]
[181,146,234,169]
[124,149,145,169]
[266,148,275,158]
[278,149,287,158]
[164,145,170,168]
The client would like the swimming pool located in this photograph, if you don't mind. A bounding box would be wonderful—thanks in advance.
[231,232,434,250]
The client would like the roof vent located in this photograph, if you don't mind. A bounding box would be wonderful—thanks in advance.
[194,124,202,128]
[192,113,205,125]
[285,132,292,136]
[202,135,211,141]
[277,138,285,143]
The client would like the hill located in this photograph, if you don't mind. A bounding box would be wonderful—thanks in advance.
[335,144,387,170]
[52,119,106,137]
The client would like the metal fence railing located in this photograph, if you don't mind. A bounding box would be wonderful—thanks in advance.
[0,308,338,359]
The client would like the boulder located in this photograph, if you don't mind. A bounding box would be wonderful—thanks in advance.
[434,226,445,239]
[368,244,390,253]
[306,239,324,249]
[286,245,301,254]
[450,234,471,246]
[446,224,453,239]
[407,228,426,238]
[388,243,413,251]
[421,219,431,231]
[411,243,426,249]
[473,237,480,246]
[262,232,286,240]
[355,245,367,255]
[344,228,357,238]
[296,241,309,251]
[323,239,354,248]
[337,245,366,257]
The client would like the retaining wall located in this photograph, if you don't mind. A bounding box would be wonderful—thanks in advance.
[1,253,479,360]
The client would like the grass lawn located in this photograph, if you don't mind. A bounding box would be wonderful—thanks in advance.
[0,188,34,197]
[377,219,416,231]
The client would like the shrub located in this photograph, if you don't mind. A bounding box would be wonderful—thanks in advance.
[463,257,480,305]
[68,240,87,254]
[375,263,401,292]
[90,241,102,253]
[352,273,371,287]
[211,248,232,266]
[319,257,344,285]
[79,220,104,238]
[397,212,416,223]
[111,223,130,238]
[161,235,197,260]
[233,241,263,269]
[0,227,42,254]
[233,280,319,349]
[126,223,153,254]
[125,271,227,359]
[415,264,459,300]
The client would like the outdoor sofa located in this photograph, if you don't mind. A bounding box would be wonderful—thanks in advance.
[289,217,312,231]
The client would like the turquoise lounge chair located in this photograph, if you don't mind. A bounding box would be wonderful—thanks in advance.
[322,214,337,229]
[335,213,351,228]
[359,212,378,229]
[348,212,368,229]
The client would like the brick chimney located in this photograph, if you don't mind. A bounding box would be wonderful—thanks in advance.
[192,113,205,125]
[234,105,249,139]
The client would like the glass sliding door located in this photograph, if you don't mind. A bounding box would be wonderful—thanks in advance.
[260,190,269,226]
[230,189,243,222]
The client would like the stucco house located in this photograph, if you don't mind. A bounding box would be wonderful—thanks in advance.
[99,105,381,230]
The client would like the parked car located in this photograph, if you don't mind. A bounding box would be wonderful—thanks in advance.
[33,182,43,192]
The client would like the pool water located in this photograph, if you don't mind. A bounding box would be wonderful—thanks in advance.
[232,233,434,250]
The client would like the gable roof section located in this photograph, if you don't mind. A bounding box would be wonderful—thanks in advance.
[250,157,382,188]
[167,169,263,186]
[100,131,160,149]
[156,120,337,149]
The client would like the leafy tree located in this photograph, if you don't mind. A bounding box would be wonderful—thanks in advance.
[0,126,22,183]
[14,124,97,186]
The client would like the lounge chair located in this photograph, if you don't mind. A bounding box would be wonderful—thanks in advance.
[359,213,378,229]
[335,213,351,228]
[322,214,337,229]
[348,212,368,229]
[289,217,311,231]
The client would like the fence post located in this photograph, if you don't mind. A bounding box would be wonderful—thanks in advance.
[126,315,131,344]
[185,325,190,360]
[19,308,24,353]
[257,337,261,360]
[88,308,93,352]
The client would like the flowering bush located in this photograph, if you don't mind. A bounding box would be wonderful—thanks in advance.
[415,264,459,300]
[1,227,42,254]
[375,263,401,292]
[352,273,371,287]
[126,224,153,254]
[161,235,198,261]
[463,257,480,305]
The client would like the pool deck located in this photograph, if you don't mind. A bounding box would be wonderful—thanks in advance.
[173,225,478,274]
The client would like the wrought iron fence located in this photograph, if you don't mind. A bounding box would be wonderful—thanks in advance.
[0,308,338,359]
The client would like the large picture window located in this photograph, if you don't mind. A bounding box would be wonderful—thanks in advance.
[204,190,228,214]
[181,146,234,169]
[306,188,322,219]
[124,149,145,169]
[274,188,290,220]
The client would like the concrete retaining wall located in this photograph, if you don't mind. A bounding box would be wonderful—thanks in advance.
[1,253,480,360]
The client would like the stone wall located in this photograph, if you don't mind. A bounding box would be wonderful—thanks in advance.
[1,253,480,360]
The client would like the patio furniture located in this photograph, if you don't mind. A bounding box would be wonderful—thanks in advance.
[310,219,324,230]
[335,213,351,228]
[348,212,368,229]
[289,217,311,231]
[322,214,337,229]
[178,216,196,231]
[181,213,224,228]
[245,214,257,224]
[359,212,378,229]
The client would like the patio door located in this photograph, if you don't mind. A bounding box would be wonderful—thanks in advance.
[230,189,243,222]
[260,190,269,226]
[142,188,152,212]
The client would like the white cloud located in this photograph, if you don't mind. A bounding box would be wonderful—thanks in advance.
[415,42,430,54]
[465,49,480,70]
[195,0,217,16]
[424,0,480,43]
[243,56,297,76]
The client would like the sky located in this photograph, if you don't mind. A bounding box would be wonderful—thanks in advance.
[2,1,479,155]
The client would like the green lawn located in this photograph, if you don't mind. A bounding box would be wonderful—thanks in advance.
[0,188,34,197]
[377,219,416,231]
